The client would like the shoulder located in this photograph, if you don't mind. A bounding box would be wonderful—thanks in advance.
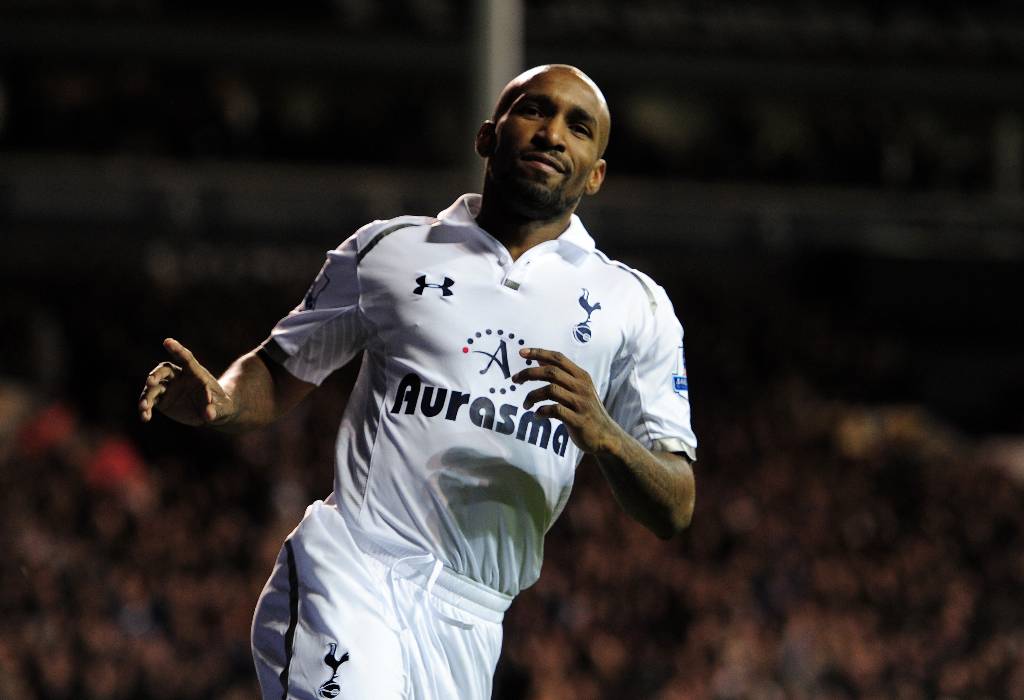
[350,215,439,260]
[586,248,668,318]
[318,215,437,280]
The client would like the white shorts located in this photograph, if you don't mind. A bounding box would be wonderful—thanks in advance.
[251,500,511,699]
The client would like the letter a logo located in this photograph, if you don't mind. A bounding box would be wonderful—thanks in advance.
[473,339,511,379]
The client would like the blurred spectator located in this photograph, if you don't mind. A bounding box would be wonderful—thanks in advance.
[2,267,1022,698]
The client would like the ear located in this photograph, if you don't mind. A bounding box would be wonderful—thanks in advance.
[584,158,607,196]
[475,121,496,158]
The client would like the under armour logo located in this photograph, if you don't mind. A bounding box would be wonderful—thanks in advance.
[318,642,350,699]
[413,275,455,296]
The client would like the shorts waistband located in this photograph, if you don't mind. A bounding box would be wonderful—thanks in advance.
[349,530,512,624]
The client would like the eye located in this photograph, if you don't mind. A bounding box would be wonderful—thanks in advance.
[515,102,543,118]
[570,123,592,138]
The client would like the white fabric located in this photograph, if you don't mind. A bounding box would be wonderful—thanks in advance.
[263,194,698,597]
[252,501,503,700]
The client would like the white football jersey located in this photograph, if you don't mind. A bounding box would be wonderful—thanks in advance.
[262,194,697,597]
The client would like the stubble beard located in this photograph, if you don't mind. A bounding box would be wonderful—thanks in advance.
[490,169,581,222]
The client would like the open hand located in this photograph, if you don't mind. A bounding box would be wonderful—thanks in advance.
[138,338,236,426]
[512,348,625,456]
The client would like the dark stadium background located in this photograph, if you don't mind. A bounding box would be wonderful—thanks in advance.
[2,2,1023,698]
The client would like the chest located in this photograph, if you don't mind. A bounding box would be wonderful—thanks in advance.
[360,251,629,396]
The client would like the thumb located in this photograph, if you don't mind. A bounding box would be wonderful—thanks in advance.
[203,381,235,425]
[204,385,218,422]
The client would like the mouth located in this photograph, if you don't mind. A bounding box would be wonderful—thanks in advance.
[520,152,568,175]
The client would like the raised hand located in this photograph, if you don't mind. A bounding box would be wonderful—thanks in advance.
[138,338,236,426]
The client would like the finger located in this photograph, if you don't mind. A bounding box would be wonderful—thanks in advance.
[163,338,209,377]
[139,395,163,423]
[512,363,576,390]
[523,384,579,411]
[203,385,221,419]
[535,402,573,423]
[139,382,167,410]
[145,362,180,387]
[202,385,233,424]
[518,347,582,376]
[139,383,167,422]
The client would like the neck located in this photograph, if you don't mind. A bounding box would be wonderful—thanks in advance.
[475,182,575,261]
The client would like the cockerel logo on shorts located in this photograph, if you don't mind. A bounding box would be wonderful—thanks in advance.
[318,642,349,698]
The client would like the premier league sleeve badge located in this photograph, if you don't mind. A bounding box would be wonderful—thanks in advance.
[672,343,688,395]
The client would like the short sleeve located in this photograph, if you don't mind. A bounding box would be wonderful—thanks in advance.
[260,234,368,385]
[604,283,698,461]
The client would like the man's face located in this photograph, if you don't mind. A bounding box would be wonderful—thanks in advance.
[479,68,609,221]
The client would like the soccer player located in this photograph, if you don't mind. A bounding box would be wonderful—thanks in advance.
[138,64,697,699]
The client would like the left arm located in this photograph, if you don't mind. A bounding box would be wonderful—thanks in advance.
[513,348,695,539]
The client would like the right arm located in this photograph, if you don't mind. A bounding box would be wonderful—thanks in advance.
[138,337,315,433]
[141,231,366,432]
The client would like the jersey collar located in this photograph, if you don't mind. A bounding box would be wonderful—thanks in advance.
[437,194,596,264]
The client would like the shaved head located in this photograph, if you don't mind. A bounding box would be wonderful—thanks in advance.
[476,64,610,223]
[491,64,611,156]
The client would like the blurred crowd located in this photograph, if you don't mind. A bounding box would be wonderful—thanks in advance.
[504,389,1024,699]
[0,61,998,191]
[2,0,1019,192]
[5,0,1024,42]
[1,261,1021,699]
[3,0,1022,696]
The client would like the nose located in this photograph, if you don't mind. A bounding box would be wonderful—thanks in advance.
[532,116,567,151]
